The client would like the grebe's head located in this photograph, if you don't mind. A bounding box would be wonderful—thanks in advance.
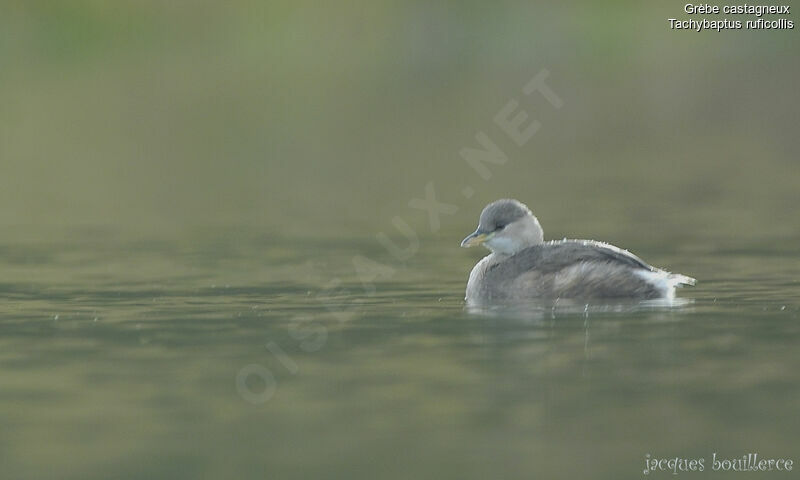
[460,199,544,255]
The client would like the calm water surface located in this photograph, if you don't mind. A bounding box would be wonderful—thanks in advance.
[1,228,798,479]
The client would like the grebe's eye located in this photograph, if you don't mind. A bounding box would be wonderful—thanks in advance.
[494,224,505,231]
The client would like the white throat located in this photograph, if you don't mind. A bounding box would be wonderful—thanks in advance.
[484,215,544,255]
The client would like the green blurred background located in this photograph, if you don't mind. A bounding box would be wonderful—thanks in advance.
[2,1,797,242]
[2,3,800,480]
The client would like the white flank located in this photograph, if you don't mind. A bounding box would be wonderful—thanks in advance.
[635,269,697,299]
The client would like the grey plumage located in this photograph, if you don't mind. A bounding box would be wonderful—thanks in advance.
[461,199,696,303]
[477,200,531,232]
